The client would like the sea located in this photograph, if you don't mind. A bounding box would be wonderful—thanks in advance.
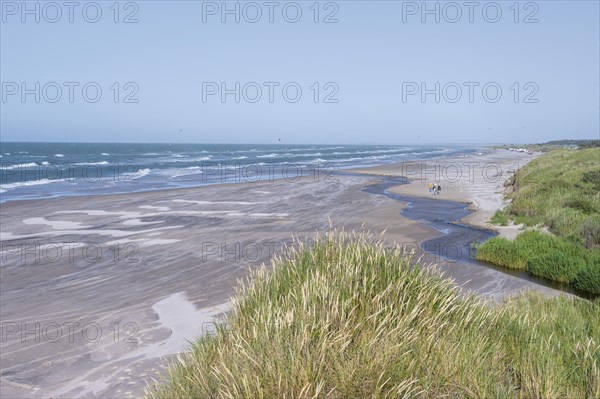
[0,143,488,202]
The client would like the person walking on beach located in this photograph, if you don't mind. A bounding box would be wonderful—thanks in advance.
[436,184,441,196]
[432,183,437,195]
[429,182,433,192]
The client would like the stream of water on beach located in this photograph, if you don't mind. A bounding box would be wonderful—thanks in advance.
[361,176,591,299]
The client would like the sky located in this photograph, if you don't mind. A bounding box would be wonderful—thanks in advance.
[1,0,599,144]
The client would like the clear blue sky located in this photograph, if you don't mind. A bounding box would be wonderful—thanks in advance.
[1,0,599,144]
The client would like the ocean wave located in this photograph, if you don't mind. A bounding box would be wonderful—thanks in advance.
[73,161,110,166]
[123,168,151,180]
[411,149,451,156]
[257,153,280,158]
[332,157,365,163]
[156,156,212,164]
[282,152,322,158]
[349,149,409,155]
[3,162,39,170]
[54,154,65,158]
[0,178,67,192]
[101,153,110,156]
[234,149,260,153]
[169,166,204,178]
[373,148,411,153]
[2,161,50,170]
[153,166,206,179]
[288,147,342,152]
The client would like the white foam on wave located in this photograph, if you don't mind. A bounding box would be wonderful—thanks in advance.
[74,161,110,166]
[101,153,110,156]
[54,154,65,158]
[294,152,321,157]
[2,162,39,170]
[154,166,204,179]
[321,146,344,150]
[170,171,203,178]
[124,168,151,180]
[159,156,212,164]
[0,178,67,192]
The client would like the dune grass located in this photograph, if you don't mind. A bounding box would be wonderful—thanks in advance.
[491,209,510,226]
[480,148,600,294]
[147,232,600,399]
[505,148,600,241]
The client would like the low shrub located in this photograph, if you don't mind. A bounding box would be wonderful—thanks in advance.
[526,251,586,283]
[477,230,598,293]
[580,214,600,249]
[546,208,587,239]
[564,196,596,214]
[573,252,600,295]
[476,237,524,269]
[582,170,600,191]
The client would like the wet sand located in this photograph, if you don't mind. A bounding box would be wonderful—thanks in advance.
[0,150,560,398]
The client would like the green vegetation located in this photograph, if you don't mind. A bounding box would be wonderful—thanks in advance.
[147,232,600,399]
[544,139,600,149]
[490,209,510,226]
[495,139,600,152]
[479,148,600,294]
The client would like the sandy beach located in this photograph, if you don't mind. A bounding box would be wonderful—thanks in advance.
[0,149,561,398]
